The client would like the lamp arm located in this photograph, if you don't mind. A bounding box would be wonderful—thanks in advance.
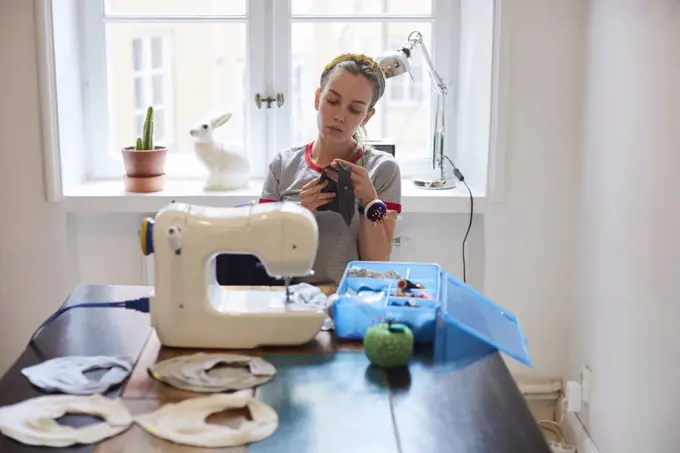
[408,33,447,94]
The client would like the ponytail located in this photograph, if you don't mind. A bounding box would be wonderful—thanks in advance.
[352,125,367,146]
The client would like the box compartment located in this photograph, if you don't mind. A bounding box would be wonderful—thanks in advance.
[332,262,441,343]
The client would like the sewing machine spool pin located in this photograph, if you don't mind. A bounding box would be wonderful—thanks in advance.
[140,201,327,349]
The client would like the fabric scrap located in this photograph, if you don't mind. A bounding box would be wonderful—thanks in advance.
[286,282,334,330]
[0,394,132,447]
[148,353,276,393]
[21,355,133,395]
[134,391,278,448]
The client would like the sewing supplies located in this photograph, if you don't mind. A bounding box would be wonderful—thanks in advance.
[333,261,444,343]
[363,322,414,368]
[20,355,133,395]
[394,289,432,299]
[347,266,401,279]
[140,201,327,349]
[345,287,387,304]
[358,199,388,223]
[0,394,133,447]
[147,353,276,393]
[135,392,278,448]
[397,278,424,291]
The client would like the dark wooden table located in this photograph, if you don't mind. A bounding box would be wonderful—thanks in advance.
[0,284,551,452]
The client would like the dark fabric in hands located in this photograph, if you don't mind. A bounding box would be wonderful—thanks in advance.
[317,163,355,227]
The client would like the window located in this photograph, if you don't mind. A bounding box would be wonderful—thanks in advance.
[65,0,469,182]
[291,58,306,146]
[131,35,172,147]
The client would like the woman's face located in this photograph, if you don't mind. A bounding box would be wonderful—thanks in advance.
[315,69,375,144]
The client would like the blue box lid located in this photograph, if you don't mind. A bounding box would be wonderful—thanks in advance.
[436,271,533,367]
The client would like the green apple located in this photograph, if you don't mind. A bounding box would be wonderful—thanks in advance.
[364,321,414,368]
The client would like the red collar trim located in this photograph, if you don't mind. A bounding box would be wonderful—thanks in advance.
[304,142,363,173]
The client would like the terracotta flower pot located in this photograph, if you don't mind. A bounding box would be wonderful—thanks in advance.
[121,146,167,177]
[121,146,167,193]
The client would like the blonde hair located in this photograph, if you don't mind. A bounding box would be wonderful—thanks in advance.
[319,53,386,144]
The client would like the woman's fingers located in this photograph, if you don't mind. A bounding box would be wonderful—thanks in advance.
[301,190,334,205]
[301,176,321,190]
[310,197,334,209]
[301,179,328,196]
[300,180,334,212]
[323,168,340,182]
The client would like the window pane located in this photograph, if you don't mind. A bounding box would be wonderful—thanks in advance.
[132,38,143,71]
[105,0,246,16]
[151,37,163,69]
[290,22,433,159]
[155,107,166,142]
[105,22,247,155]
[135,114,144,137]
[152,74,164,104]
[134,77,145,109]
[291,0,432,15]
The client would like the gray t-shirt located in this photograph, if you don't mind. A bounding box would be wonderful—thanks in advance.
[260,142,402,285]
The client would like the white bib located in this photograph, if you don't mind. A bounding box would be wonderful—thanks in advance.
[148,353,276,392]
[135,392,278,448]
[21,355,133,395]
[0,394,133,447]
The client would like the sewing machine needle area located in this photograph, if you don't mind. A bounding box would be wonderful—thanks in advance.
[209,285,307,314]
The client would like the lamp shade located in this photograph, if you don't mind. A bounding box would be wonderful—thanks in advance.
[376,50,413,80]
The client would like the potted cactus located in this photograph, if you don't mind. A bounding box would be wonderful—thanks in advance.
[121,106,168,193]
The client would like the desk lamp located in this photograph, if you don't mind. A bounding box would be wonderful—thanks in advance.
[376,31,456,190]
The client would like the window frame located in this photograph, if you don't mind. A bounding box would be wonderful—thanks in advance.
[77,0,459,182]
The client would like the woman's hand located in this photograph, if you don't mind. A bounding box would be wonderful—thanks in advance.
[300,177,335,213]
[331,159,378,206]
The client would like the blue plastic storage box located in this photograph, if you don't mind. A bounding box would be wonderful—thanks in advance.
[331,261,533,367]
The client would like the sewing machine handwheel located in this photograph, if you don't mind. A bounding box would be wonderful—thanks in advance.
[140,217,154,255]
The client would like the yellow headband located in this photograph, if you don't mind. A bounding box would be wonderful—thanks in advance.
[322,53,380,75]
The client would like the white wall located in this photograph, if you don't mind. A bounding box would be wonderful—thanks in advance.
[0,0,75,367]
[0,0,583,392]
[484,0,585,378]
[568,1,680,452]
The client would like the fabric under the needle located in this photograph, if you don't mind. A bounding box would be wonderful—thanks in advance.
[21,355,133,395]
[134,391,278,448]
[285,282,334,330]
[0,394,132,447]
[148,353,276,393]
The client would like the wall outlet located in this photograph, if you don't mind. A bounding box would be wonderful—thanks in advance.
[580,365,592,404]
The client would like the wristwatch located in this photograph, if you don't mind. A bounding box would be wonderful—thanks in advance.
[358,199,388,223]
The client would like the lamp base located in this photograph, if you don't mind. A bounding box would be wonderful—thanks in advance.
[412,176,457,190]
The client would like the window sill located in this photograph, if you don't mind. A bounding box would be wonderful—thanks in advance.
[62,178,484,214]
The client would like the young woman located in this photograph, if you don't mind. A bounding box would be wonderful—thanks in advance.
[260,53,402,285]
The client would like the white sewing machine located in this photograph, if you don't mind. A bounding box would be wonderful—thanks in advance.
[139,201,326,349]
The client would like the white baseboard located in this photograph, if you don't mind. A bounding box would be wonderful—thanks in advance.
[561,412,600,453]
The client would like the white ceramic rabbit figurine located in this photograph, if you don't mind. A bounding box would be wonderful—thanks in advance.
[190,113,250,191]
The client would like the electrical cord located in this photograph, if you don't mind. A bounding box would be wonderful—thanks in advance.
[29,297,150,343]
[537,397,576,452]
[443,155,473,283]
